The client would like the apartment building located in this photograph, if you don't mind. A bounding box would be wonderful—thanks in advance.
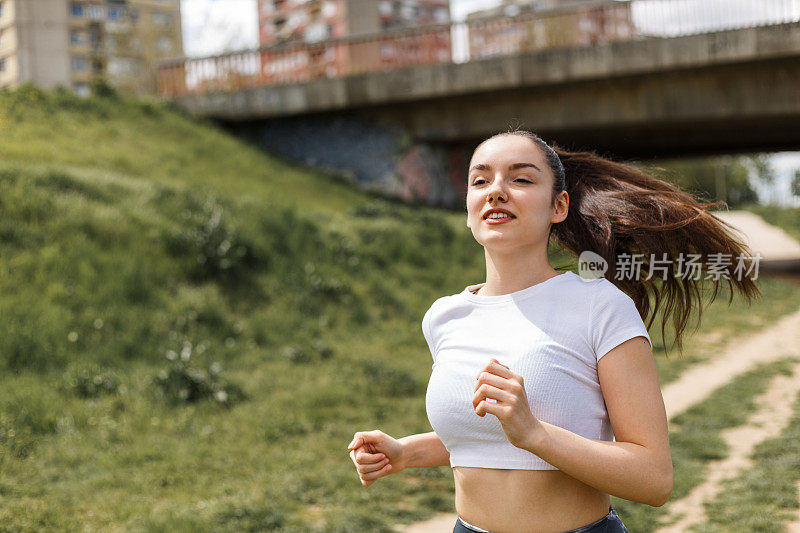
[255,0,450,82]
[258,0,450,46]
[0,0,182,95]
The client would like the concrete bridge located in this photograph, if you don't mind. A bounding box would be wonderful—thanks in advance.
[158,1,800,208]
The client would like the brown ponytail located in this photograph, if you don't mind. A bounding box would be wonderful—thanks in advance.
[548,143,761,358]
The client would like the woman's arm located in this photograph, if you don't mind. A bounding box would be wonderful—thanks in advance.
[348,429,450,487]
[474,337,672,507]
[398,431,451,468]
[520,336,673,507]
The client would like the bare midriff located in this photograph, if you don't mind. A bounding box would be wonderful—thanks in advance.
[454,467,611,533]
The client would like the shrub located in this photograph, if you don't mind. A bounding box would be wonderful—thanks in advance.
[90,78,119,99]
[215,504,287,531]
[280,339,334,364]
[152,340,246,407]
[61,364,120,398]
[356,361,420,397]
[0,393,59,461]
[163,191,254,284]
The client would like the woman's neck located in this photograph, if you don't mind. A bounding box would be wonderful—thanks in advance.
[477,246,558,297]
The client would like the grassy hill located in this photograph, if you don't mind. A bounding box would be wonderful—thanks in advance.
[1,83,799,531]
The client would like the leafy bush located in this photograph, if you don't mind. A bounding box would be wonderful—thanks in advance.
[215,504,287,532]
[152,340,246,407]
[0,393,59,461]
[280,339,334,364]
[61,364,120,398]
[356,360,420,397]
[90,78,119,99]
[1,299,71,372]
[163,191,256,284]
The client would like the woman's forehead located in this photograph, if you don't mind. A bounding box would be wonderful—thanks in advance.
[470,135,543,165]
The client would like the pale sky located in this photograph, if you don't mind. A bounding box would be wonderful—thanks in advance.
[179,0,800,205]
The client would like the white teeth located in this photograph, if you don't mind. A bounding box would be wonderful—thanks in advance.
[487,213,512,219]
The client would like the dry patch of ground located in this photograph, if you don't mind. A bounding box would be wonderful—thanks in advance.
[656,359,800,532]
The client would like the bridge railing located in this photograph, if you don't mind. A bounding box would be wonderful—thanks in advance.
[157,0,800,98]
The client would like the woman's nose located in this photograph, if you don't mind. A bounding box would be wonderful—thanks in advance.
[485,179,507,203]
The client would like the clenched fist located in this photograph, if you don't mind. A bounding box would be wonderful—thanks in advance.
[347,430,406,487]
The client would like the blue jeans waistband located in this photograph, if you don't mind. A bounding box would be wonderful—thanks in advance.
[454,505,628,533]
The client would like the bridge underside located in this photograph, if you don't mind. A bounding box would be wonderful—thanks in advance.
[362,57,800,159]
[188,23,800,207]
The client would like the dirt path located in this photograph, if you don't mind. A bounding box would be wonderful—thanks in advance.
[400,513,461,533]
[655,359,800,532]
[661,305,800,424]
[712,210,800,262]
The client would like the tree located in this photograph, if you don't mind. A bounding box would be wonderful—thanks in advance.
[637,154,762,207]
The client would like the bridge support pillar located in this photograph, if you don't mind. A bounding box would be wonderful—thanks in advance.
[233,114,471,210]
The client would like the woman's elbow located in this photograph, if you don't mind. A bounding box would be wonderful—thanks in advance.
[651,463,674,507]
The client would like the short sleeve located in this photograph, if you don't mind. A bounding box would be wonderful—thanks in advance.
[589,281,653,362]
[421,300,439,364]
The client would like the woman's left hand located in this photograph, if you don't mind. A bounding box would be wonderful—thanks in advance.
[473,358,541,450]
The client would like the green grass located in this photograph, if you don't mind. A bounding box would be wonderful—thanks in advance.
[0,83,368,214]
[610,357,800,532]
[694,381,800,532]
[1,84,800,531]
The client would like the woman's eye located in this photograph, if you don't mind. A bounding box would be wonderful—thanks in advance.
[471,178,486,185]
[515,178,532,183]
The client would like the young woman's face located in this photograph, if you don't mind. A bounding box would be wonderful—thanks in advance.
[466,135,567,252]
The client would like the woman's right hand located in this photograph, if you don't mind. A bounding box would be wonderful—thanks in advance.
[347,430,406,486]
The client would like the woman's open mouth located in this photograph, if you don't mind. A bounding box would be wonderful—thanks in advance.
[484,214,515,224]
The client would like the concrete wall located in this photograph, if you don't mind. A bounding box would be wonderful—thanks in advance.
[0,0,19,88]
[14,0,71,89]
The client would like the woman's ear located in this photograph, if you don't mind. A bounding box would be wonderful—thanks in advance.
[552,191,569,223]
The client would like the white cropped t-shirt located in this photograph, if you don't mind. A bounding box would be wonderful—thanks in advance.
[422,271,653,470]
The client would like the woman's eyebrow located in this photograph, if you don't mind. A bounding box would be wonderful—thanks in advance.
[469,163,542,173]
[510,162,541,173]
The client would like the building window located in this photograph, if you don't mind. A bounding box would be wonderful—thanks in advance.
[108,7,124,20]
[70,3,83,16]
[108,57,139,76]
[71,56,87,71]
[70,30,86,45]
[0,57,6,72]
[156,36,173,53]
[86,5,105,20]
[151,11,172,27]
[0,2,4,18]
